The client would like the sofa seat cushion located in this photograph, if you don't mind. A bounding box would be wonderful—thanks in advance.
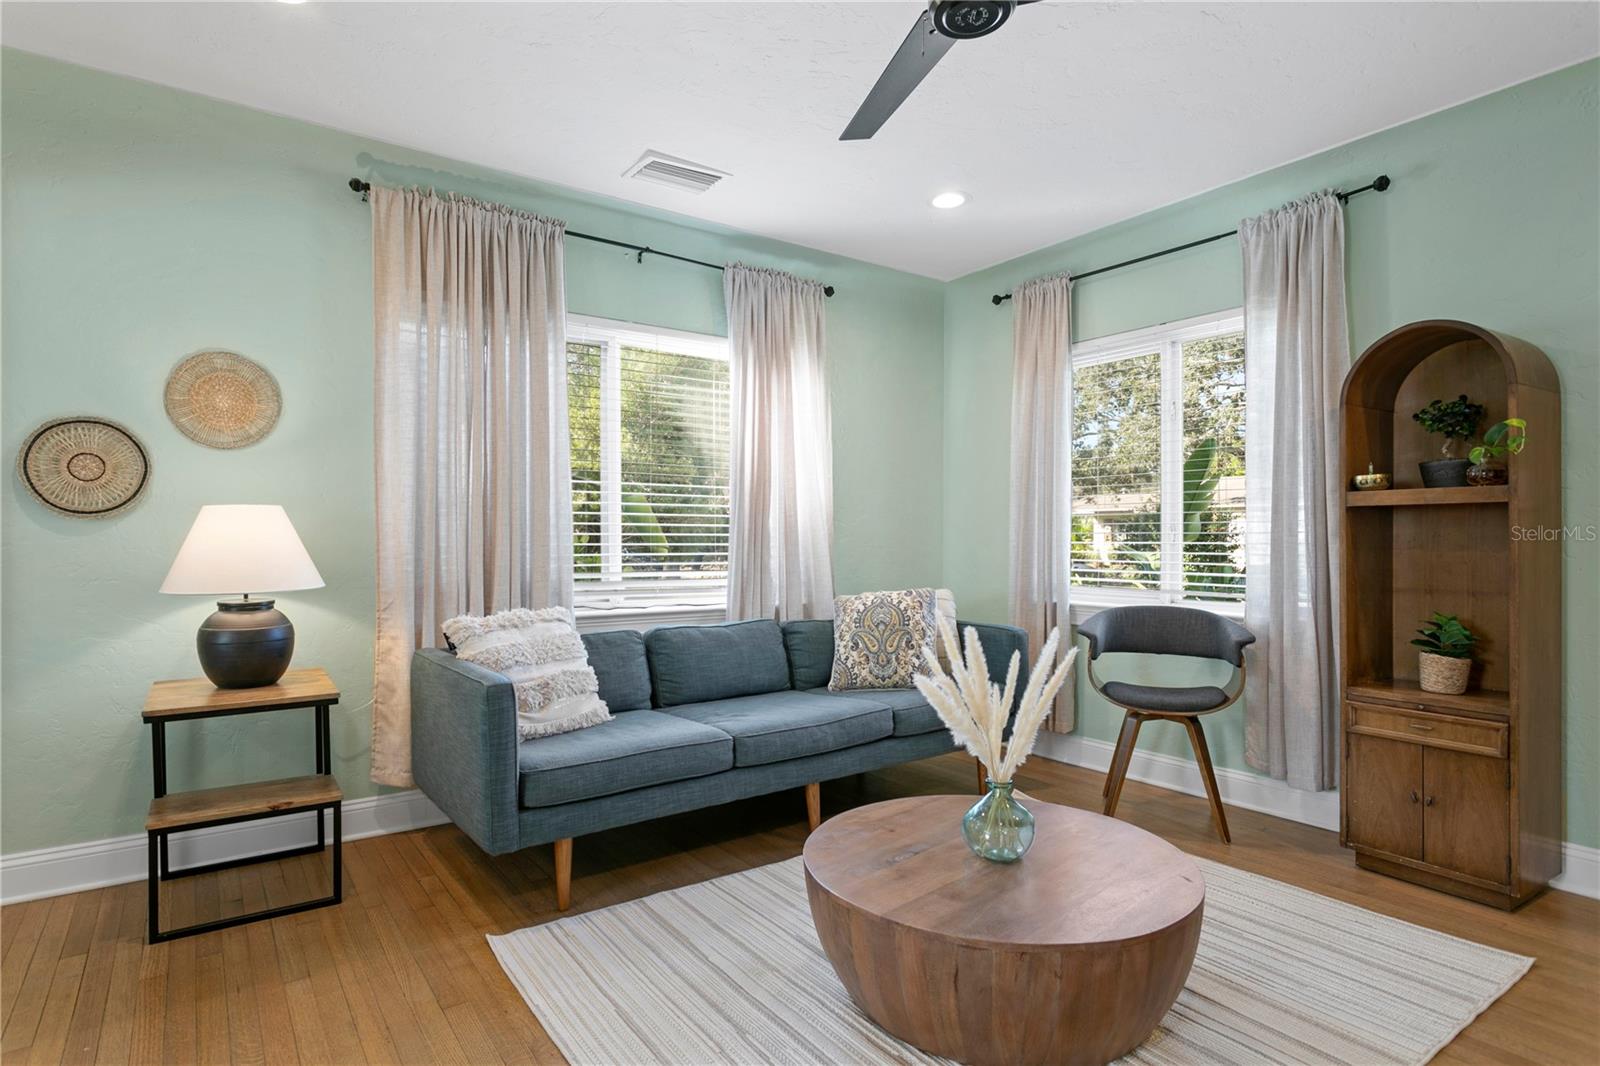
[518,710,733,808]
[808,687,944,737]
[662,691,893,768]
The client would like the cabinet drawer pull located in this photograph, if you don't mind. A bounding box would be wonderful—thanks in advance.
[1407,722,1435,732]
[1409,790,1420,804]
[1425,796,1436,807]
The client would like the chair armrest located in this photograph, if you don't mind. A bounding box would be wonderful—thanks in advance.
[956,620,1030,703]
[410,649,520,855]
[1220,617,1257,666]
[1076,610,1112,660]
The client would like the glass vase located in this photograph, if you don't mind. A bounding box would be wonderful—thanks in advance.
[962,779,1036,862]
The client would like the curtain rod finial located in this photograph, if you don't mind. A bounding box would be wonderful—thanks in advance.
[823,285,835,298]
[992,293,1008,306]
[1373,174,1391,192]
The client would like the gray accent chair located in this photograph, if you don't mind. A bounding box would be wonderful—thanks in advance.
[411,617,1027,909]
[1077,605,1255,843]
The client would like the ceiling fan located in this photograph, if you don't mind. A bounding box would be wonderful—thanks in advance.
[840,1,1041,141]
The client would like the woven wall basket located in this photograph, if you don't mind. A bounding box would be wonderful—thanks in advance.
[164,350,281,448]
[16,416,151,518]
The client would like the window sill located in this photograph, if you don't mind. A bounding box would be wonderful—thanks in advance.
[1068,594,1245,626]
[574,600,727,633]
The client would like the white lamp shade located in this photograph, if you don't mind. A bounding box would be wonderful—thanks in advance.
[160,505,325,596]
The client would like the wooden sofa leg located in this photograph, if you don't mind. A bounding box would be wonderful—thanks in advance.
[554,838,572,911]
[805,782,821,833]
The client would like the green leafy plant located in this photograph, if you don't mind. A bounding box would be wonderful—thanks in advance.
[1412,395,1485,458]
[1469,418,1528,466]
[1410,612,1477,660]
[1182,436,1221,540]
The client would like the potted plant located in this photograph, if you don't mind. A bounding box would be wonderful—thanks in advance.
[1412,395,1485,487]
[1410,612,1476,695]
[1467,418,1527,486]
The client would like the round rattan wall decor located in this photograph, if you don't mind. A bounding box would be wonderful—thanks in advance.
[16,417,151,518]
[163,350,282,449]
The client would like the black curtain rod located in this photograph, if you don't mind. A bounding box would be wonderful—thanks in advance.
[990,175,1391,306]
[347,179,835,297]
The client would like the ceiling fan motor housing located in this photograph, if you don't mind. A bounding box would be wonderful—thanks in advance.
[931,1,1015,39]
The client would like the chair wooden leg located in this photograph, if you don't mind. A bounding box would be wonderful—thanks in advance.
[805,782,821,832]
[1183,718,1231,844]
[553,838,573,911]
[1102,713,1144,818]
[1103,720,1133,797]
[974,757,988,795]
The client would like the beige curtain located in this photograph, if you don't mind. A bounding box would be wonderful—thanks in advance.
[1008,272,1076,732]
[724,264,835,621]
[1240,191,1347,791]
[370,186,571,787]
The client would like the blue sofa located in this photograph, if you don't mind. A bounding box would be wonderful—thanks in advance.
[410,617,1028,908]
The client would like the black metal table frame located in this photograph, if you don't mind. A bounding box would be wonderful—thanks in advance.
[146,699,341,944]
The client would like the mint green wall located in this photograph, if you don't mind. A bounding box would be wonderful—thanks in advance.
[942,60,1600,848]
[4,49,1596,858]
[1,51,944,855]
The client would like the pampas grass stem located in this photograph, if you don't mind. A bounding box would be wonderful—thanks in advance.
[915,617,1078,785]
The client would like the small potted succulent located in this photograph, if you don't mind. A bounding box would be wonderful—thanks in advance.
[1412,395,1485,487]
[1467,418,1527,486]
[1410,612,1476,695]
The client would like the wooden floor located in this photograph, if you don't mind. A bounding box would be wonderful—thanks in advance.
[4,752,1597,1065]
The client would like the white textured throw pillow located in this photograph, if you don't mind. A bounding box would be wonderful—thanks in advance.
[442,607,612,740]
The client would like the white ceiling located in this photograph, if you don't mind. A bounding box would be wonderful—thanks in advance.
[4,2,1597,280]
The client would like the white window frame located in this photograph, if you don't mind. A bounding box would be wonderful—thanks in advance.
[1068,309,1247,623]
[566,314,730,628]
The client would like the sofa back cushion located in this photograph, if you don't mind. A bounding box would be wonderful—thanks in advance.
[782,620,835,690]
[580,630,654,712]
[646,620,791,706]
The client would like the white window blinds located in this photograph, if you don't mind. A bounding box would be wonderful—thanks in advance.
[1069,312,1247,604]
[567,316,730,609]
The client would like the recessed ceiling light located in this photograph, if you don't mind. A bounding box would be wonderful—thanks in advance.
[931,192,967,210]
[278,1,308,5]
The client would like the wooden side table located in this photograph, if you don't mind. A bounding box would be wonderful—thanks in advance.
[142,667,342,943]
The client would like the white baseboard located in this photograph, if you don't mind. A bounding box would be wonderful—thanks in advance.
[5,756,1596,904]
[1551,842,1600,899]
[0,789,447,905]
[1033,732,1599,900]
[1035,731,1341,831]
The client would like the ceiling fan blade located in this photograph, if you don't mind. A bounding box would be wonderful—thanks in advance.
[840,8,957,141]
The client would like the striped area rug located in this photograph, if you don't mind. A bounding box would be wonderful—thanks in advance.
[489,856,1530,1065]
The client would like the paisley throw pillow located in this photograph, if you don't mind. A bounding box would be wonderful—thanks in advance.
[828,588,938,691]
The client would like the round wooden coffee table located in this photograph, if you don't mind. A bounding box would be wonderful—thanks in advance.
[803,795,1204,1066]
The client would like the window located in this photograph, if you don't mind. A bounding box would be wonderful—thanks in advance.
[1069,310,1247,610]
[567,316,730,613]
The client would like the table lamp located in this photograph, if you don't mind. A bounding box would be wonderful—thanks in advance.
[160,504,324,688]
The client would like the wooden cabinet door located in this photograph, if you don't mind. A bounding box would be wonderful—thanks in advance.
[1346,734,1423,860]
[1422,748,1510,885]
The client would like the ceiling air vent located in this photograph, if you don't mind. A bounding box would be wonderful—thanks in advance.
[623,151,729,195]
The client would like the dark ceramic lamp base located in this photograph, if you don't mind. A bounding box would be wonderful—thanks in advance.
[197,599,294,688]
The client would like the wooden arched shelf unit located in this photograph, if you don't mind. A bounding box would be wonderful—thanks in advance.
[1338,319,1561,909]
